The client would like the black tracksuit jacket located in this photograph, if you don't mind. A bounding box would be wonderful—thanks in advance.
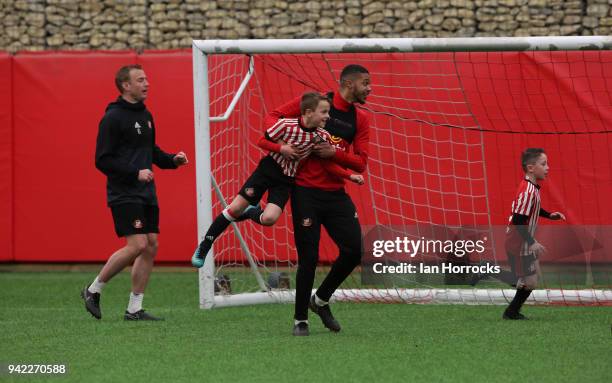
[95,96,176,207]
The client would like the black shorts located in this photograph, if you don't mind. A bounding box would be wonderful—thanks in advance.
[238,156,293,209]
[507,251,538,278]
[110,203,159,237]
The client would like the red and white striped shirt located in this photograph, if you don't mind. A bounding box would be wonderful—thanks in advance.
[266,118,332,177]
[507,177,541,255]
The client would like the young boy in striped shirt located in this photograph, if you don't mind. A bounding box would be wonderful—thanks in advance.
[192,92,364,268]
[503,148,565,319]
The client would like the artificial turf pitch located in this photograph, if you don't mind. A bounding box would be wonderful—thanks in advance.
[0,270,610,383]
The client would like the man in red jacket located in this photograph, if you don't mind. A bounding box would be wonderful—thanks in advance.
[264,65,371,336]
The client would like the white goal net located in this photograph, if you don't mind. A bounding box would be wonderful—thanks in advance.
[193,37,612,309]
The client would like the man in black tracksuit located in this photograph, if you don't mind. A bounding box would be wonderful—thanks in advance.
[81,64,188,321]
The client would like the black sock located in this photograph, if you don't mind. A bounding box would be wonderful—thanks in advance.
[198,212,232,258]
[247,206,263,225]
[505,287,532,314]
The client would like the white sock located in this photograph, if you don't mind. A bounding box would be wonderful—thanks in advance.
[294,319,308,325]
[314,294,328,306]
[222,207,237,222]
[88,276,106,294]
[127,292,144,314]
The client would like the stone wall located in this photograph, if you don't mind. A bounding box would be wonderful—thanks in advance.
[1,0,611,52]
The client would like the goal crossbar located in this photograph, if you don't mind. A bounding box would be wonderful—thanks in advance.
[194,36,612,55]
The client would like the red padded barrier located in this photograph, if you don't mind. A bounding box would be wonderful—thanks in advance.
[13,51,137,262]
[0,53,12,261]
[3,50,611,263]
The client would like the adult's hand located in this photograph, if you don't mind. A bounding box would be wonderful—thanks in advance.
[138,169,154,183]
[312,141,336,158]
[173,151,189,166]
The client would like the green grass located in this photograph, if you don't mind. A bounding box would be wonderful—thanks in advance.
[0,271,610,383]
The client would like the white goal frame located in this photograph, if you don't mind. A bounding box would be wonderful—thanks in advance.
[192,36,612,309]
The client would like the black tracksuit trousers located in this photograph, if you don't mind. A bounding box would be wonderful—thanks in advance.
[291,185,363,321]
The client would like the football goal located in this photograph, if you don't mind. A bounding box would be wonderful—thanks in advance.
[192,37,612,309]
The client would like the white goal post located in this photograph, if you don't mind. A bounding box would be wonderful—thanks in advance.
[192,36,612,309]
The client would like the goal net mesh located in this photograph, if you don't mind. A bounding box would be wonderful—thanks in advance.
[204,51,612,306]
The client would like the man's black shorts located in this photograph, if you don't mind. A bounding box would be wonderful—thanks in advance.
[110,203,159,237]
[238,155,293,209]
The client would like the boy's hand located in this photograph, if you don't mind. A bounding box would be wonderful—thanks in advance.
[549,212,566,221]
[528,242,546,257]
[280,144,299,160]
[349,174,364,185]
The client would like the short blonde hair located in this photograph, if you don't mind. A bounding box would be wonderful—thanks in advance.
[300,92,330,115]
